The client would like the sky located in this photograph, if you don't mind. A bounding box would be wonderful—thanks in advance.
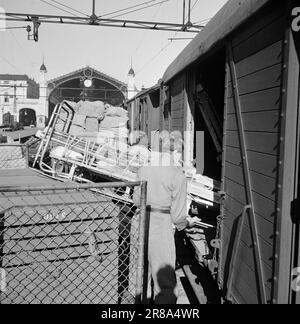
[0,0,228,89]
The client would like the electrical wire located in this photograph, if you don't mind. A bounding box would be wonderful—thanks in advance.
[109,0,170,20]
[49,0,89,17]
[0,55,20,72]
[194,17,211,24]
[39,0,79,17]
[100,0,160,18]
[136,0,201,75]
[132,0,164,55]
[191,0,200,11]
[136,42,171,75]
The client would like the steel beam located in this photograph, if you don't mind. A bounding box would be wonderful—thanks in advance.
[1,12,203,33]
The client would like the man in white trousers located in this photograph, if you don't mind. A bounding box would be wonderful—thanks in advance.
[133,133,188,304]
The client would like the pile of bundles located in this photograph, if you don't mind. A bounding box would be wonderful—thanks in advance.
[50,100,149,179]
[68,101,129,143]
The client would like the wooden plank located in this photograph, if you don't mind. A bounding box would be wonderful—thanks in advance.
[223,215,273,275]
[226,146,279,179]
[1,253,119,304]
[230,284,249,304]
[231,2,285,47]
[226,111,280,133]
[3,203,118,227]
[225,179,277,222]
[170,74,185,95]
[2,241,117,267]
[222,227,273,300]
[226,131,280,156]
[222,225,273,289]
[0,168,58,188]
[0,191,111,211]
[232,16,285,63]
[171,95,185,103]
[223,209,274,269]
[225,162,277,201]
[224,197,275,245]
[231,258,272,303]
[228,64,282,97]
[3,218,116,240]
[231,276,262,304]
[171,110,184,119]
[227,87,281,114]
[3,228,117,254]
[235,41,283,79]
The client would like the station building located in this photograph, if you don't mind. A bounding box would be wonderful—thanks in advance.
[0,63,136,128]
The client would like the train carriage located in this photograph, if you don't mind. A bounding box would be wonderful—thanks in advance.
[129,0,300,304]
[163,0,300,305]
[127,84,161,142]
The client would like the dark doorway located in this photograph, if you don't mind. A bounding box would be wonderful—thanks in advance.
[19,108,36,126]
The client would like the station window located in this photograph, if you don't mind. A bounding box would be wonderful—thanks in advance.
[4,92,9,103]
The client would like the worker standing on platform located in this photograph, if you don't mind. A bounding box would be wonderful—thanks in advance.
[133,132,188,304]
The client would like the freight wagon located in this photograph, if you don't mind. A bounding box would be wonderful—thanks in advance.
[129,0,300,304]
[126,84,161,143]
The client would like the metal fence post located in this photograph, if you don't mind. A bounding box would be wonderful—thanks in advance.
[135,181,148,304]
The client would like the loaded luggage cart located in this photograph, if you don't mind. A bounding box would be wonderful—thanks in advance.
[33,100,223,296]
[34,100,222,207]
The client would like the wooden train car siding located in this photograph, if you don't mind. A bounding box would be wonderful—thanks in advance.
[127,86,160,140]
[160,86,171,132]
[170,73,186,134]
[158,0,300,304]
[221,2,286,304]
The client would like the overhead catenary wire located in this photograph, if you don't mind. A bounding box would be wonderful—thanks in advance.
[136,42,171,75]
[132,0,165,56]
[100,0,160,18]
[136,0,201,75]
[109,0,171,20]
[0,55,20,73]
[191,0,200,11]
[48,0,89,17]
[39,0,80,17]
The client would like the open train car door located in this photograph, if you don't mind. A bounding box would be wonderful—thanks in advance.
[219,0,300,304]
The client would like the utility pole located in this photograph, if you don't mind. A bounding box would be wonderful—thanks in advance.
[187,0,192,25]
[13,83,17,122]
[182,0,192,30]
[90,0,97,25]
[183,0,186,25]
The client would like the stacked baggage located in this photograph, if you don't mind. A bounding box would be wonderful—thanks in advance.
[35,100,221,206]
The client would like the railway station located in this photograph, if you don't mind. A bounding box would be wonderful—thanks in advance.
[0,0,300,305]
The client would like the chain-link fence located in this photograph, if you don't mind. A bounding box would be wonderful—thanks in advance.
[0,181,147,304]
[0,144,29,170]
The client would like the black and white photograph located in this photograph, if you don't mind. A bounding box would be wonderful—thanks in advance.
[0,0,299,309]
